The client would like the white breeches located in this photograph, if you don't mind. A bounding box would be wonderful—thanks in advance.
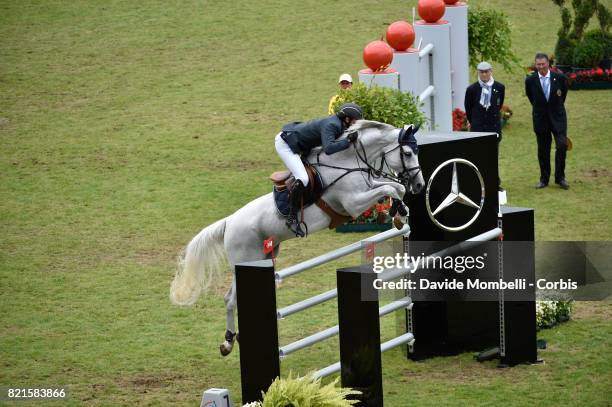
[275,132,309,186]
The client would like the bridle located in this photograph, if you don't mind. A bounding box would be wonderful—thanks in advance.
[313,128,421,192]
[368,142,422,186]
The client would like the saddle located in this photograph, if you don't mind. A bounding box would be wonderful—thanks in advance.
[270,165,319,195]
[269,163,350,229]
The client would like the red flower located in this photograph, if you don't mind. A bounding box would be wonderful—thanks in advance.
[569,73,577,79]
[363,209,372,218]
[595,68,604,76]
[452,108,468,131]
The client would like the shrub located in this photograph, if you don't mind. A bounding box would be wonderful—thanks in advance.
[583,29,612,58]
[536,295,574,330]
[573,35,606,67]
[551,0,611,65]
[597,2,611,31]
[330,82,426,128]
[555,6,576,65]
[555,36,577,66]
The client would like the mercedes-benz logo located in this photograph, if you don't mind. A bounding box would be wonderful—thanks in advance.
[425,158,485,232]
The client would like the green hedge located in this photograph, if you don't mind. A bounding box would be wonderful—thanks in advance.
[329,82,425,128]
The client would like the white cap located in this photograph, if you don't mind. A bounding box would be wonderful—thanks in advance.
[477,61,492,71]
[338,73,353,83]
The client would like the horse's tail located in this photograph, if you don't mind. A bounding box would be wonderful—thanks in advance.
[170,217,228,306]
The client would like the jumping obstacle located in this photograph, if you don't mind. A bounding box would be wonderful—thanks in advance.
[359,2,470,132]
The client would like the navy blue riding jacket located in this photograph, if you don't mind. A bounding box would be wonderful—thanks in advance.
[281,115,350,156]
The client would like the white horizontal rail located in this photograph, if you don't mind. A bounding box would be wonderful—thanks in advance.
[381,332,415,353]
[418,85,435,101]
[279,325,339,358]
[379,297,412,316]
[275,225,410,282]
[277,289,337,319]
[379,227,503,283]
[312,332,416,380]
[419,43,434,58]
[278,297,412,357]
[312,362,341,380]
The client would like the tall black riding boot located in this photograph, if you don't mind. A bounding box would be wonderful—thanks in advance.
[286,180,306,237]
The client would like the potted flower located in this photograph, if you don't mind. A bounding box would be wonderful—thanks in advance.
[500,104,513,127]
[568,67,612,89]
[245,373,360,406]
[452,108,469,131]
[336,198,393,232]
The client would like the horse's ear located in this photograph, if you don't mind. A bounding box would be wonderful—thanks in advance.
[398,124,419,154]
[397,128,405,144]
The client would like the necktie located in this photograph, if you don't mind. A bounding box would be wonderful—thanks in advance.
[541,76,549,101]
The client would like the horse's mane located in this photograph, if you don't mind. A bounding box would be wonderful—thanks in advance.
[350,120,395,134]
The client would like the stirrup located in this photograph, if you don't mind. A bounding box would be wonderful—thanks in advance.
[286,216,306,238]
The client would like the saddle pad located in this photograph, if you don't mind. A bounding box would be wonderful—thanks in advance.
[273,170,325,218]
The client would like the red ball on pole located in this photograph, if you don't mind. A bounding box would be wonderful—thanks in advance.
[418,0,446,23]
[386,21,415,52]
[363,40,394,71]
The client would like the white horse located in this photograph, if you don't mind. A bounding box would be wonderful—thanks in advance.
[169,120,425,355]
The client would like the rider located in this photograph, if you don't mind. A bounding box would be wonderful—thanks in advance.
[275,103,363,237]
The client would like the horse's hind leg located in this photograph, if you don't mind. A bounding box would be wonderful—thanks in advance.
[219,218,271,356]
[220,276,237,356]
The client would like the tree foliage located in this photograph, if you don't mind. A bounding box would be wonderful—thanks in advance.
[467,8,520,72]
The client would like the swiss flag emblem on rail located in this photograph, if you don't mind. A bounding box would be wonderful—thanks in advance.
[365,242,376,262]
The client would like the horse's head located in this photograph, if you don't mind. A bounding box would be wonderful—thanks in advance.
[395,124,425,194]
[349,120,425,195]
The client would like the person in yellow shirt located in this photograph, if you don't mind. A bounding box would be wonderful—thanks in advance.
[328,73,353,114]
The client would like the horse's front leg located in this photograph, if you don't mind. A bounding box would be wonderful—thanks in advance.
[220,276,237,356]
[369,180,409,226]
[370,179,406,199]
[346,185,404,217]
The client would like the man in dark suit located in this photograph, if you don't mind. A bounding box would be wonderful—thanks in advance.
[464,61,505,190]
[525,53,570,189]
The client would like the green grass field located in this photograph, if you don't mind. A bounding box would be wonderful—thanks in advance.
[1,0,611,406]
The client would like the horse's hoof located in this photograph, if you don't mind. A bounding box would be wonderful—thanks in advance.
[219,341,233,356]
[393,215,404,230]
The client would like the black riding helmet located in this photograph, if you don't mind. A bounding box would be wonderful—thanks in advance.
[336,103,363,120]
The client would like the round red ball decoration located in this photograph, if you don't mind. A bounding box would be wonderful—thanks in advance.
[386,21,415,51]
[444,0,460,4]
[363,40,394,71]
[418,0,446,23]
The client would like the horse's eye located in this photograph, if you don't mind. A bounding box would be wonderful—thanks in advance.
[404,151,412,158]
